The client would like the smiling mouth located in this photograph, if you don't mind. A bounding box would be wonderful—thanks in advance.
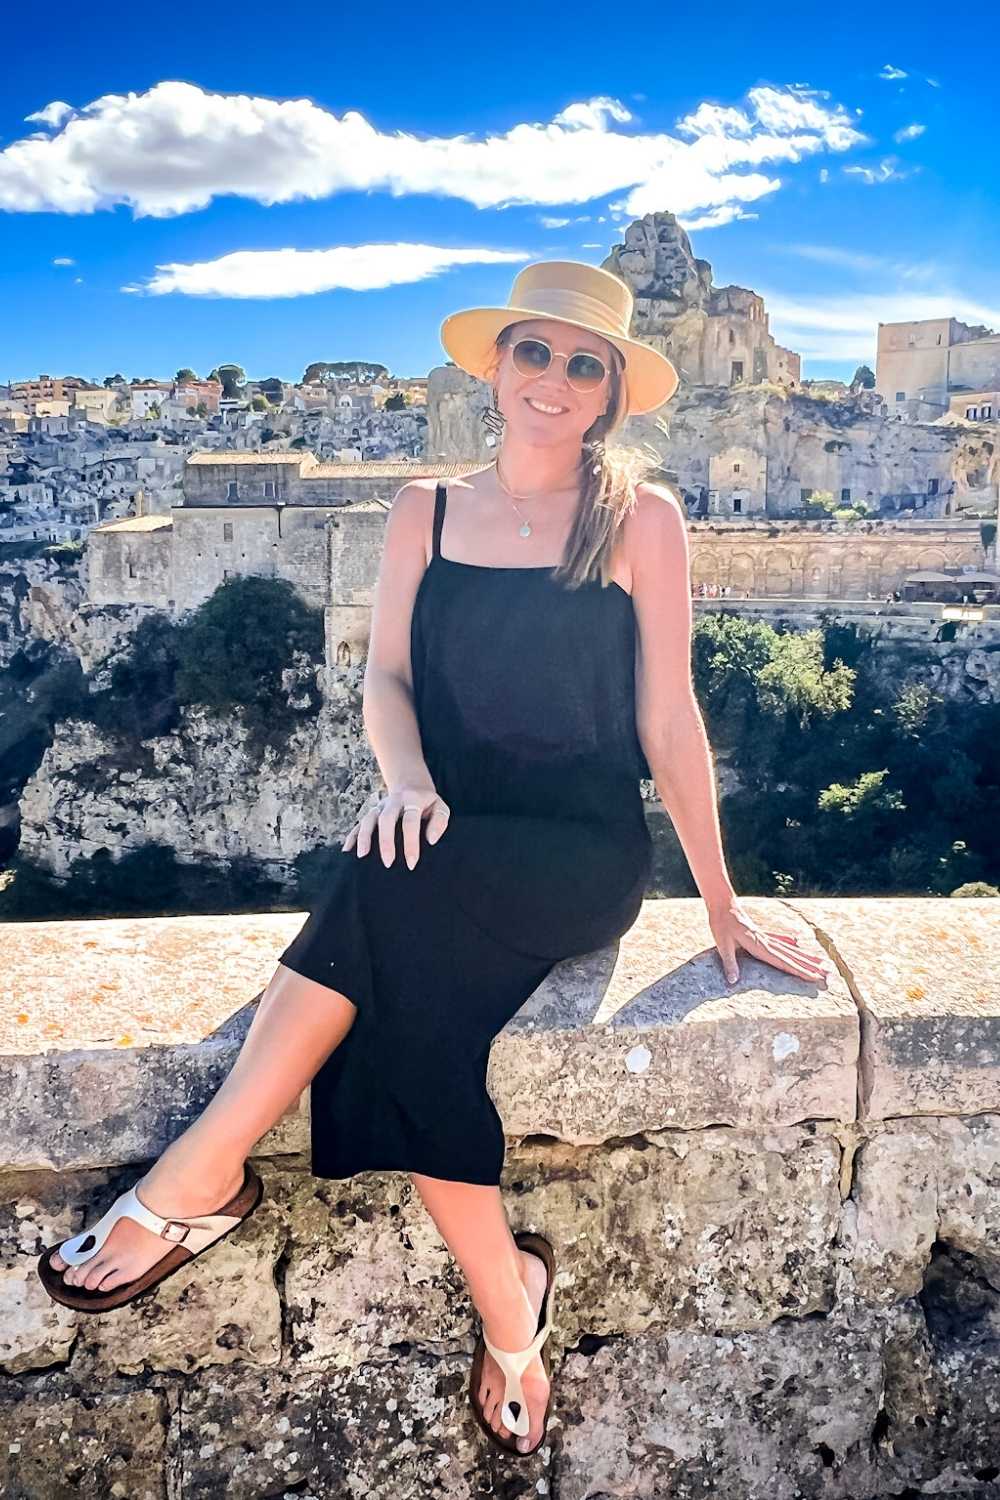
[524,396,569,416]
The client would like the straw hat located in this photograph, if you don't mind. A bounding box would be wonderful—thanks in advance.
[439,259,679,416]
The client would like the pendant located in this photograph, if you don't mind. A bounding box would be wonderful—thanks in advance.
[519,522,532,538]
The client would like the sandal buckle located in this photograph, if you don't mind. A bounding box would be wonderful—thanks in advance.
[160,1220,190,1244]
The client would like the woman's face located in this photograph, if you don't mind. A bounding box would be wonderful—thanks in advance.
[493,317,619,449]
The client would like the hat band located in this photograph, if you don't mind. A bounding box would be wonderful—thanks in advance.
[507,287,629,340]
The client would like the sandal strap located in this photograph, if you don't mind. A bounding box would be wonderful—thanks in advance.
[58,1185,244,1266]
[482,1307,554,1438]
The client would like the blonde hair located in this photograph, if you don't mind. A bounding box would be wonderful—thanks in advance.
[484,322,664,591]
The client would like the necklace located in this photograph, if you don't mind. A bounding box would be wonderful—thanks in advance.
[494,458,579,539]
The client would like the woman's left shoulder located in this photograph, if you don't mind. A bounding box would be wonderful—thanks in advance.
[631,479,685,516]
[622,480,687,555]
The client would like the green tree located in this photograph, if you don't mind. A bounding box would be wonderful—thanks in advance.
[174,576,324,752]
[175,367,198,383]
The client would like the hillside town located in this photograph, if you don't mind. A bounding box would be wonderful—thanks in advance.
[2,214,998,584]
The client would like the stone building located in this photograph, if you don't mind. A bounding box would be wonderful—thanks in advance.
[600,211,801,392]
[948,389,999,423]
[87,454,481,616]
[707,447,768,517]
[876,317,1000,420]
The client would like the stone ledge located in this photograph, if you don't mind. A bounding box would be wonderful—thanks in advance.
[0,897,996,1172]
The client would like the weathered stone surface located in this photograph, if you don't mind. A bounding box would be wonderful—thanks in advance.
[493,896,856,1141]
[280,1129,842,1374]
[0,1169,82,1374]
[178,1356,535,1498]
[0,1378,168,1498]
[16,696,360,881]
[843,1115,1000,1306]
[786,897,1000,1118]
[877,1297,1000,1493]
[552,1319,883,1500]
[3,897,857,1173]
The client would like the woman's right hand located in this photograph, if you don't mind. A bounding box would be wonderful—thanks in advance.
[341,782,451,870]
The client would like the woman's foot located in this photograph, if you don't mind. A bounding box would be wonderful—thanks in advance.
[477,1246,551,1454]
[48,1145,247,1294]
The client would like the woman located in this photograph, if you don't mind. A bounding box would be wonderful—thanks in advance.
[38,260,832,1458]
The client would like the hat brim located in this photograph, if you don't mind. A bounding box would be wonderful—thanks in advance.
[439,306,679,415]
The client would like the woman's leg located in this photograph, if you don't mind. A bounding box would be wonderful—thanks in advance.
[53,960,356,1290]
[409,1174,551,1455]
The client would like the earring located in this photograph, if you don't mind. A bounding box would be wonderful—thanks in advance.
[482,388,506,448]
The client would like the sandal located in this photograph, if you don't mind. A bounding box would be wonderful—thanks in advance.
[469,1230,557,1458]
[36,1160,265,1314]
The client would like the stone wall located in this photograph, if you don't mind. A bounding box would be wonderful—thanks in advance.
[2,897,1000,1496]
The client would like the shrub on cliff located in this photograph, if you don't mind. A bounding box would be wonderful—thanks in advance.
[173,575,324,751]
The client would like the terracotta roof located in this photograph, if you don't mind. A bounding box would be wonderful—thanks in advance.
[186,451,310,466]
[307,460,481,479]
[93,515,174,532]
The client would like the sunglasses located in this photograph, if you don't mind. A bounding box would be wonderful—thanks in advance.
[508,336,612,394]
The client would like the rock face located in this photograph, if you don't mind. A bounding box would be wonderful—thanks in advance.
[602,209,715,319]
[17,687,369,882]
[601,210,802,388]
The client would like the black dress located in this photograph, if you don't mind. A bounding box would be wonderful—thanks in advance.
[277,479,653,1185]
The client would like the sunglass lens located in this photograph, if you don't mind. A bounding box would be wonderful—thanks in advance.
[512,339,551,375]
[567,353,607,391]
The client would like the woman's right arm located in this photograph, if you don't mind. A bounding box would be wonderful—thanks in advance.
[360,480,435,791]
[342,482,450,868]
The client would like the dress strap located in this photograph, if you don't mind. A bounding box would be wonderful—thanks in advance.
[432,480,447,561]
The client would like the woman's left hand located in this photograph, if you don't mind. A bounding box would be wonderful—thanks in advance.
[707,897,834,987]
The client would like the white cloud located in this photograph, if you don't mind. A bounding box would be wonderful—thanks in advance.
[537,213,591,228]
[1,79,866,226]
[843,156,918,185]
[677,205,759,231]
[879,65,908,80]
[25,100,74,128]
[52,255,76,266]
[123,242,531,298]
[818,167,830,183]
[760,288,1000,363]
[551,98,633,131]
[782,243,886,272]
[893,122,926,142]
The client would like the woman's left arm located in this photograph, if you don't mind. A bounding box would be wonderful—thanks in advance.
[627,483,832,988]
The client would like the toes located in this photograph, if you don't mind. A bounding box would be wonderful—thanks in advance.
[50,1250,67,1272]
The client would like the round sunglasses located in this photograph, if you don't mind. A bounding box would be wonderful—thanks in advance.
[509,336,613,394]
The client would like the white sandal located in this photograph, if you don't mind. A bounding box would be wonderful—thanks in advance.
[36,1161,264,1313]
[469,1230,557,1456]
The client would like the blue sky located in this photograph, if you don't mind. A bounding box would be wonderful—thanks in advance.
[2,2,996,387]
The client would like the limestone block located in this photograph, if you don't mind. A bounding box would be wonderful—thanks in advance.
[178,1356,520,1498]
[491,897,857,1141]
[846,1115,1000,1306]
[278,1169,476,1371]
[786,897,1000,1118]
[0,1169,83,1374]
[282,1128,842,1373]
[0,911,313,1170]
[552,1319,883,1500]
[877,1298,1000,1492]
[0,1379,168,1499]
